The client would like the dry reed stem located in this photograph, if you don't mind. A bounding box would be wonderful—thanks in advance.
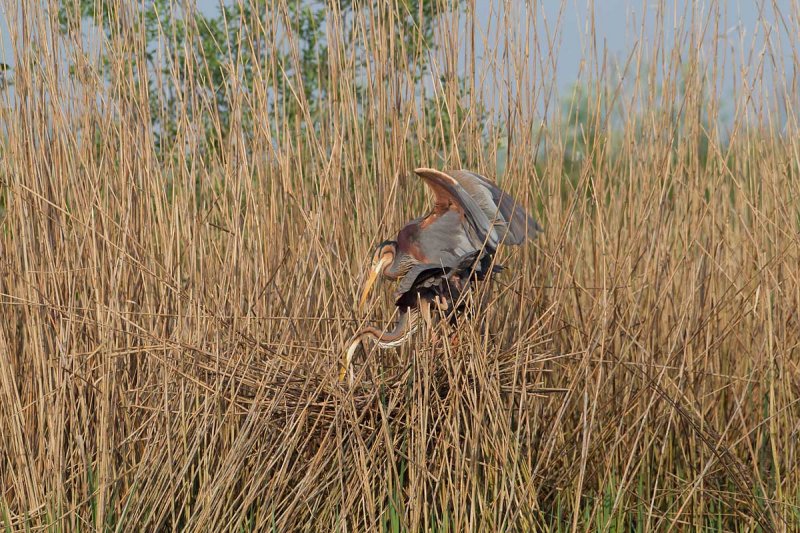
[0,0,798,530]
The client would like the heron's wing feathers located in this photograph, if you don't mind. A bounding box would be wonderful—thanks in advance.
[409,209,481,268]
[394,252,501,304]
[414,168,500,248]
[447,169,542,245]
[394,264,448,303]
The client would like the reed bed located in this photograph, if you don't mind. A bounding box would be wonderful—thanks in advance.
[0,0,798,530]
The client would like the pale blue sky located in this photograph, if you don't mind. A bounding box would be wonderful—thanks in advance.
[199,0,797,101]
[0,1,796,102]
[0,3,9,67]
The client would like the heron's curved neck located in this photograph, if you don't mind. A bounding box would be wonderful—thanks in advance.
[342,309,419,382]
[382,252,409,279]
[360,308,419,348]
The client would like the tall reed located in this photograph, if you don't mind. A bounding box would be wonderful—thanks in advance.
[0,0,798,530]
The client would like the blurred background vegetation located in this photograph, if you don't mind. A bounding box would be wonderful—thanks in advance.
[54,1,475,161]
[47,0,722,178]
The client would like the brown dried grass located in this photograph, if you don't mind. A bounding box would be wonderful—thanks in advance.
[0,0,798,530]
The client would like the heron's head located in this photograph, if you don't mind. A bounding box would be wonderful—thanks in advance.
[359,240,397,311]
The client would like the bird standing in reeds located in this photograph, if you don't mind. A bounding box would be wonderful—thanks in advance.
[342,168,540,382]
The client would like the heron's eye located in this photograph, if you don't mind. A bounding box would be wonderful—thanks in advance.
[372,241,396,267]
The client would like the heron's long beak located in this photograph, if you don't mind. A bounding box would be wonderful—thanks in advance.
[359,257,388,312]
[340,337,362,383]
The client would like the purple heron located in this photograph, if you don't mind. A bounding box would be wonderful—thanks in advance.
[342,168,541,382]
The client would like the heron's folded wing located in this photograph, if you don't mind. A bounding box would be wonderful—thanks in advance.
[394,263,448,303]
[393,252,501,306]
